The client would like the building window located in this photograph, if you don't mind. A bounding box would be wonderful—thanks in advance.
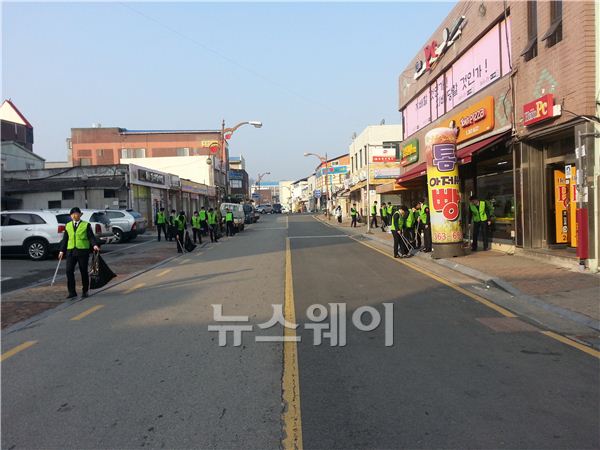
[80,158,91,166]
[542,0,562,47]
[62,190,74,200]
[364,146,368,165]
[230,179,242,188]
[359,149,363,168]
[176,148,190,156]
[48,200,62,209]
[97,149,105,157]
[521,0,538,61]
[104,189,117,198]
[121,148,146,159]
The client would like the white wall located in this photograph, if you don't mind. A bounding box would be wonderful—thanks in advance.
[121,156,214,186]
[348,124,403,176]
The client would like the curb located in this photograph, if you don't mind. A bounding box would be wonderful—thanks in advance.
[361,231,600,332]
[0,244,208,337]
[314,215,600,334]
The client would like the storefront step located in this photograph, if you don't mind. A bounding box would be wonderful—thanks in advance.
[514,247,584,272]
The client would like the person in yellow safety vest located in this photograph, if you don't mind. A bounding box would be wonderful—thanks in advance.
[58,207,101,299]
[199,206,208,236]
[225,208,235,237]
[390,206,409,258]
[191,211,203,244]
[386,202,394,227]
[350,203,358,228]
[167,209,177,242]
[380,203,387,231]
[469,195,493,251]
[370,201,378,229]
[174,211,187,253]
[207,208,219,243]
[417,200,432,252]
[156,207,167,242]
[405,206,416,247]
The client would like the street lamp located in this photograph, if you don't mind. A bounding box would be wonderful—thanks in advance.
[220,119,263,198]
[257,171,271,205]
[304,152,329,219]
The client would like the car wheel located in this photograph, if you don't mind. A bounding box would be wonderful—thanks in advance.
[113,228,124,243]
[26,239,48,261]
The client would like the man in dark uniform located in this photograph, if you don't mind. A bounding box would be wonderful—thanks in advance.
[58,207,100,299]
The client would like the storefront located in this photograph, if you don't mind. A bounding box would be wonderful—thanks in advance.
[128,164,177,227]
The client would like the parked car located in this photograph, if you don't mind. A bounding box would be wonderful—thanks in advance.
[219,203,245,231]
[53,209,113,244]
[272,203,282,214]
[0,210,64,260]
[282,205,290,214]
[257,204,273,214]
[104,209,147,243]
[243,204,258,224]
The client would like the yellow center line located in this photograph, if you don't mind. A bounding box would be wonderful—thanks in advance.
[351,236,516,318]
[541,331,600,359]
[1,340,37,361]
[156,269,172,278]
[282,237,303,450]
[70,304,105,321]
[124,283,145,294]
[178,258,191,265]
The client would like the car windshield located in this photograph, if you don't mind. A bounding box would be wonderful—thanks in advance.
[55,214,71,224]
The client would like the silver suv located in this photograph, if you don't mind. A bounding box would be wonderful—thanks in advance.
[104,209,147,243]
[0,210,64,260]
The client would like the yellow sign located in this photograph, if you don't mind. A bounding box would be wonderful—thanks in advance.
[554,170,568,243]
[568,165,577,247]
[447,96,495,144]
[200,140,219,148]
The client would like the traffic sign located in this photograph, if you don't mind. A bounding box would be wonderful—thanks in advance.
[314,190,321,199]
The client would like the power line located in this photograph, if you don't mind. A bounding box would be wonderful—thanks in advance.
[118,2,346,117]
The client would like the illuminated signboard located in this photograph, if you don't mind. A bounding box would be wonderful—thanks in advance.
[446,96,495,144]
[523,94,555,127]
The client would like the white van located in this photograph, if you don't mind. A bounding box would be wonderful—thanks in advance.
[219,203,245,232]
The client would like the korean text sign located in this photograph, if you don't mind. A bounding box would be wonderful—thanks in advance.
[426,128,463,244]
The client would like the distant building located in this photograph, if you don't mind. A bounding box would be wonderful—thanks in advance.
[69,126,228,201]
[1,99,34,151]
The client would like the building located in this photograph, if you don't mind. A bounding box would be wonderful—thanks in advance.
[290,177,309,212]
[2,163,212,224]
[279,180,294,211]
[251,180,280,204]
[1,99,34,151]
[388,0,599,271]
[228,155,249,202]
[69,127,228,201]
[313,153,350,213]
[347,125,403,216]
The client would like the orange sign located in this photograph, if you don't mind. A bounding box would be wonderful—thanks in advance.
[447,96,495,144]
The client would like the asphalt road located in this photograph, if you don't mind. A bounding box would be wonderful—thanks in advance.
[1,234,157,294]
[2,214,598,449]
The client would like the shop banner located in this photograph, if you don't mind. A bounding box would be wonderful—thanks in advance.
[401,139,419,166]
[426,128,463,245]
[568,165,577,248]
[446,96,495,144]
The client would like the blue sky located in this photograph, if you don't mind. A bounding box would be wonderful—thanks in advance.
[2,2,454,181]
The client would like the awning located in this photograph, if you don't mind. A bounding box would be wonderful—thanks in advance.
[395,162,426,184]
[349,180,367,192]
[456,132,510,164]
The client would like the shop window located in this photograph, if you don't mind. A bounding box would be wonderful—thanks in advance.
[521,0,538,61]
[104,189,117,198]
[48,201,62,209]
[542,0,562,47]
[62,190,74,200]
[176,148,190,156]
[475,143,515,241]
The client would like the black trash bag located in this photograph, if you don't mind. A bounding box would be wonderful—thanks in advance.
[89,252,117,290]
[184,231,197,252]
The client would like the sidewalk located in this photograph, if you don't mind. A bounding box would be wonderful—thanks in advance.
[317,214,600,348]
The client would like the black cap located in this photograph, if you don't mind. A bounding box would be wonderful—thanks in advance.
[70,207,82,214]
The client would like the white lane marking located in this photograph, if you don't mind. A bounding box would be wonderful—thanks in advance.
[1,277,13,282]
[288,235,349,239]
